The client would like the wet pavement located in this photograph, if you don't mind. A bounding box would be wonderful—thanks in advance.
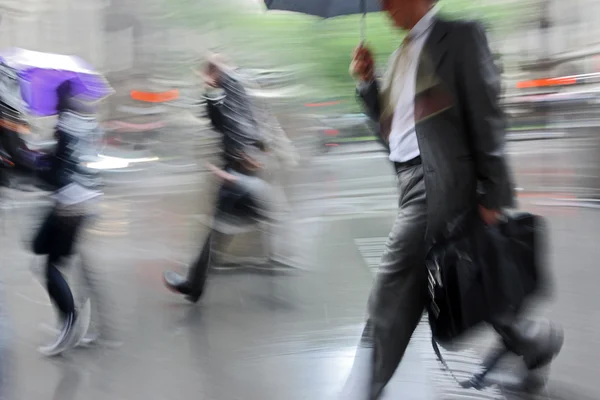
[1,138,600,399]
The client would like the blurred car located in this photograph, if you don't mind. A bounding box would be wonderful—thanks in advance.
[505,73,600,136]
[320,113,377,152]
[102,75,174,150]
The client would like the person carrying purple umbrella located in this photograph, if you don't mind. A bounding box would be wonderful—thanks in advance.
[31,79,104,356]
[0,49,115,355]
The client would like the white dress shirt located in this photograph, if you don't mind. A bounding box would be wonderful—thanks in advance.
[388,7,438,163]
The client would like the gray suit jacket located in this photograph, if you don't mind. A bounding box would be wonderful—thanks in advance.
[358,18,515,239]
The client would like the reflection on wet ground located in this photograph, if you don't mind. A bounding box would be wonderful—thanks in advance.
[1,137,600,399]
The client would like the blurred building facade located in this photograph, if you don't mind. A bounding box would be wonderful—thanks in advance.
[494,0,600,94]
[526,0,600,73]
[3,0,600,97]
[0,0,108,68]
[0,0,206,120]
[0,0,185,77]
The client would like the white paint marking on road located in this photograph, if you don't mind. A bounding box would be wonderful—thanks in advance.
[355,238,387,272]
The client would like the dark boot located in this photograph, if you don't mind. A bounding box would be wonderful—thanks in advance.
[163,271,203,303]
[163,233,212,303]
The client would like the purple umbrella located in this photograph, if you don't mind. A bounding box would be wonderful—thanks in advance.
[0,48,113,116]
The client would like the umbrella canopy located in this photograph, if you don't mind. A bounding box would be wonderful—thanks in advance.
[264,0,382,41]
[264,0,381,18]
[0,48,113,116]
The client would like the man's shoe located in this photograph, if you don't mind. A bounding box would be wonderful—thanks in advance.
[163,271,190,294]
[163,271,203,303]
[523,320,564,370]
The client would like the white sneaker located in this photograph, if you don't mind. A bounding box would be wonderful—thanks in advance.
[38,299,91,355]
[38,313,76,357]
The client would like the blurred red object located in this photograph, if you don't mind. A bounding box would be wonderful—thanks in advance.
[516,77,576,89]
[130,90,179,103]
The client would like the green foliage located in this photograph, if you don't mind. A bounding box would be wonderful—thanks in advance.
[162,0,528,110]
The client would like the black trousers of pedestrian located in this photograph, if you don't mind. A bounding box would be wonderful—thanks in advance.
[33,209,85,321]
[184,181,260,296]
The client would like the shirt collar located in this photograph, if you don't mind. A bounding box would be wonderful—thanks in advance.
[408,5,439,41]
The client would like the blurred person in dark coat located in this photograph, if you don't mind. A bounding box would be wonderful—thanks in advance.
[344,0,563,398]
[163,54,295,303]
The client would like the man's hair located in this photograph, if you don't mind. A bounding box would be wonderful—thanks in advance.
[205,53,232,73]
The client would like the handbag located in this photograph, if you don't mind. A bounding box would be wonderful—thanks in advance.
[425,210,548,345]
[424,209,549,388]
[32,209,85,258]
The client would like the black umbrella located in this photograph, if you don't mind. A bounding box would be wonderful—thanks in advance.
[264,0,382,41]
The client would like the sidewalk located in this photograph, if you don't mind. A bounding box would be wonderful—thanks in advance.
[0,189,434,400]
[311,206,600,400]
[314,214,496,400]
[3,146,600,399]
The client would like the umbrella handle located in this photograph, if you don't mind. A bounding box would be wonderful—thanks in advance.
[360,0,366,42]
[360,13,366,43]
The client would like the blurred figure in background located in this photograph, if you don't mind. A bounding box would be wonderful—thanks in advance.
[346,0,563,398]
[32,80,104,356]
[241,67,301,268]
[163,53,296,303]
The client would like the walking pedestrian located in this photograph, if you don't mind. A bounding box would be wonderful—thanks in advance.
[163,54,295,303]
[346,0,563,398]
[32,80,103,356]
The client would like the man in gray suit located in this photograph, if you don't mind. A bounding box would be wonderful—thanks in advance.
[347,0,563,398]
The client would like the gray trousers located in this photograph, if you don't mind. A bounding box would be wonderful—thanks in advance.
[73,214,117,341]
[340,164,428,400]
[362,164,429,399]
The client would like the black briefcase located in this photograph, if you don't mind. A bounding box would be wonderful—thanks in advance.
[425,210,548,346]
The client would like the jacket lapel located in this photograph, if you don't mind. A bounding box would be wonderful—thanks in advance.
[379,19,451,143]
[414,19,453,125]
[425,19,450,75]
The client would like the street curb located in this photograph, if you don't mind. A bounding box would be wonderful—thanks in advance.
[506,132,566,141]
[325,148,385,156]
